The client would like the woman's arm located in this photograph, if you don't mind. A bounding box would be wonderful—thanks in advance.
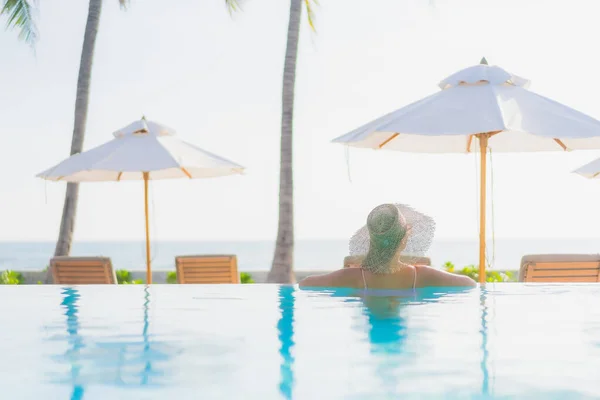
[298,269,356,288]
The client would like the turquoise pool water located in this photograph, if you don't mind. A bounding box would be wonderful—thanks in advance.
[1,284,599,399]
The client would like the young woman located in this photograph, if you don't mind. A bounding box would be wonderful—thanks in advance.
[299,204,475,290]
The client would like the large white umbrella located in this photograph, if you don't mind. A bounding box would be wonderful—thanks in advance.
[332,59,600,283]
[38,117,244,283]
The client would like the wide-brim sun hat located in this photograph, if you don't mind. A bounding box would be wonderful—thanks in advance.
[349,203,436,273]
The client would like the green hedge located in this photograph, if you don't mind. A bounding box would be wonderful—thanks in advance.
[115,270,144,284]
[166,271,177,284]
[240,272,254,284]
[0,270,24,285]
[0,269,256,285]
[443,261,516,282]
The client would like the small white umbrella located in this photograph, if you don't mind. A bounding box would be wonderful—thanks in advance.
[573,158,600,179]
[332,59,600,283]
[38,117,244,283]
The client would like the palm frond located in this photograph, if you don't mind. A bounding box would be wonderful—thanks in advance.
[304,0,317,32]
[1,0,38,45]
[225,0,242,14]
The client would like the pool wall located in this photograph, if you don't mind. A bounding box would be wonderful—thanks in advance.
[13,270,324,284]
[13,269,520,284]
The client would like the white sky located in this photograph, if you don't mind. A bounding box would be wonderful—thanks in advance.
[2,0,600,242]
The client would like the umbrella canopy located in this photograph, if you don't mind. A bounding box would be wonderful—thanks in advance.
[38,118,244,283]
[38,118,244,181]
[334,61,600,153]
[332,60,600,283]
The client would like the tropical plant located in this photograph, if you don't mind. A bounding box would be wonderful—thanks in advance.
[166,271,177,284]
[1,0,37,45]
[267,0,316,284]
[443,261,515,283]
[0,270,25,285]
[240,272,254,284]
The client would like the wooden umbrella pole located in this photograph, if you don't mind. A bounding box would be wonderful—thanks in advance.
[478,134,488,285]
[143,172,152,284]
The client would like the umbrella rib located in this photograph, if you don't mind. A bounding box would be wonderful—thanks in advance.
[466,135,474,152]
[378,133,399,149]
[116,172,123,182]
[180,168,192,179]
[554,138,568,151]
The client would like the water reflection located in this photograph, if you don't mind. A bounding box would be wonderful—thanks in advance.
[298,286,479,396]
[105,285,171,386]
[277,285,296,400]
[363,296,409,353]
[61,287,85,400]
[480,288,490,397]
[50,285,179,392]
[141,286,152,385]
[362,295,409,396]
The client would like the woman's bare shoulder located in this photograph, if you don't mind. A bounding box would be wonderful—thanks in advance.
[415,265,477,287]
[298,268,360,288]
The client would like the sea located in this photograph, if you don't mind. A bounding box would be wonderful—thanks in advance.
[1,238,599,272]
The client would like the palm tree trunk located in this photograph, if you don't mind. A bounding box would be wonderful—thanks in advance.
[267,0,302,284]
[46,0,103,283]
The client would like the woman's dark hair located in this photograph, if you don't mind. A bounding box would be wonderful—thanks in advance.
[361,204,407,273]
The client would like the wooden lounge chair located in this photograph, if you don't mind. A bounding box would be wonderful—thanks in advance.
[175,255,239,284]
[343,255,431,268]
[50,256,117,284]
[519,254,600,282]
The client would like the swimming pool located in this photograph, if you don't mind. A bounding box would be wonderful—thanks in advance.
[1,284,599,399]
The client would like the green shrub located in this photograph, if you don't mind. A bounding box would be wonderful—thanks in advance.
[443,262,515,283]
[115,270,143,284]
[116,269,132,284]
[166,271,177,284]
[0,270,24,285]
[443,261,455,273]
[240,272,254,284]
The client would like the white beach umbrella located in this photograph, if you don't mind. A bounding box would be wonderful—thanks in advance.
[38,117,244,283]
[332,59,600,283]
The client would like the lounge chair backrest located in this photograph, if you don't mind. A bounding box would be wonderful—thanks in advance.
[520,254,600,282]
[175,255,239,284]
[50,256,116,284]
[343,255,431,268]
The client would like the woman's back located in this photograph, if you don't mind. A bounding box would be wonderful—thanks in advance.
[299,265,475,289]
